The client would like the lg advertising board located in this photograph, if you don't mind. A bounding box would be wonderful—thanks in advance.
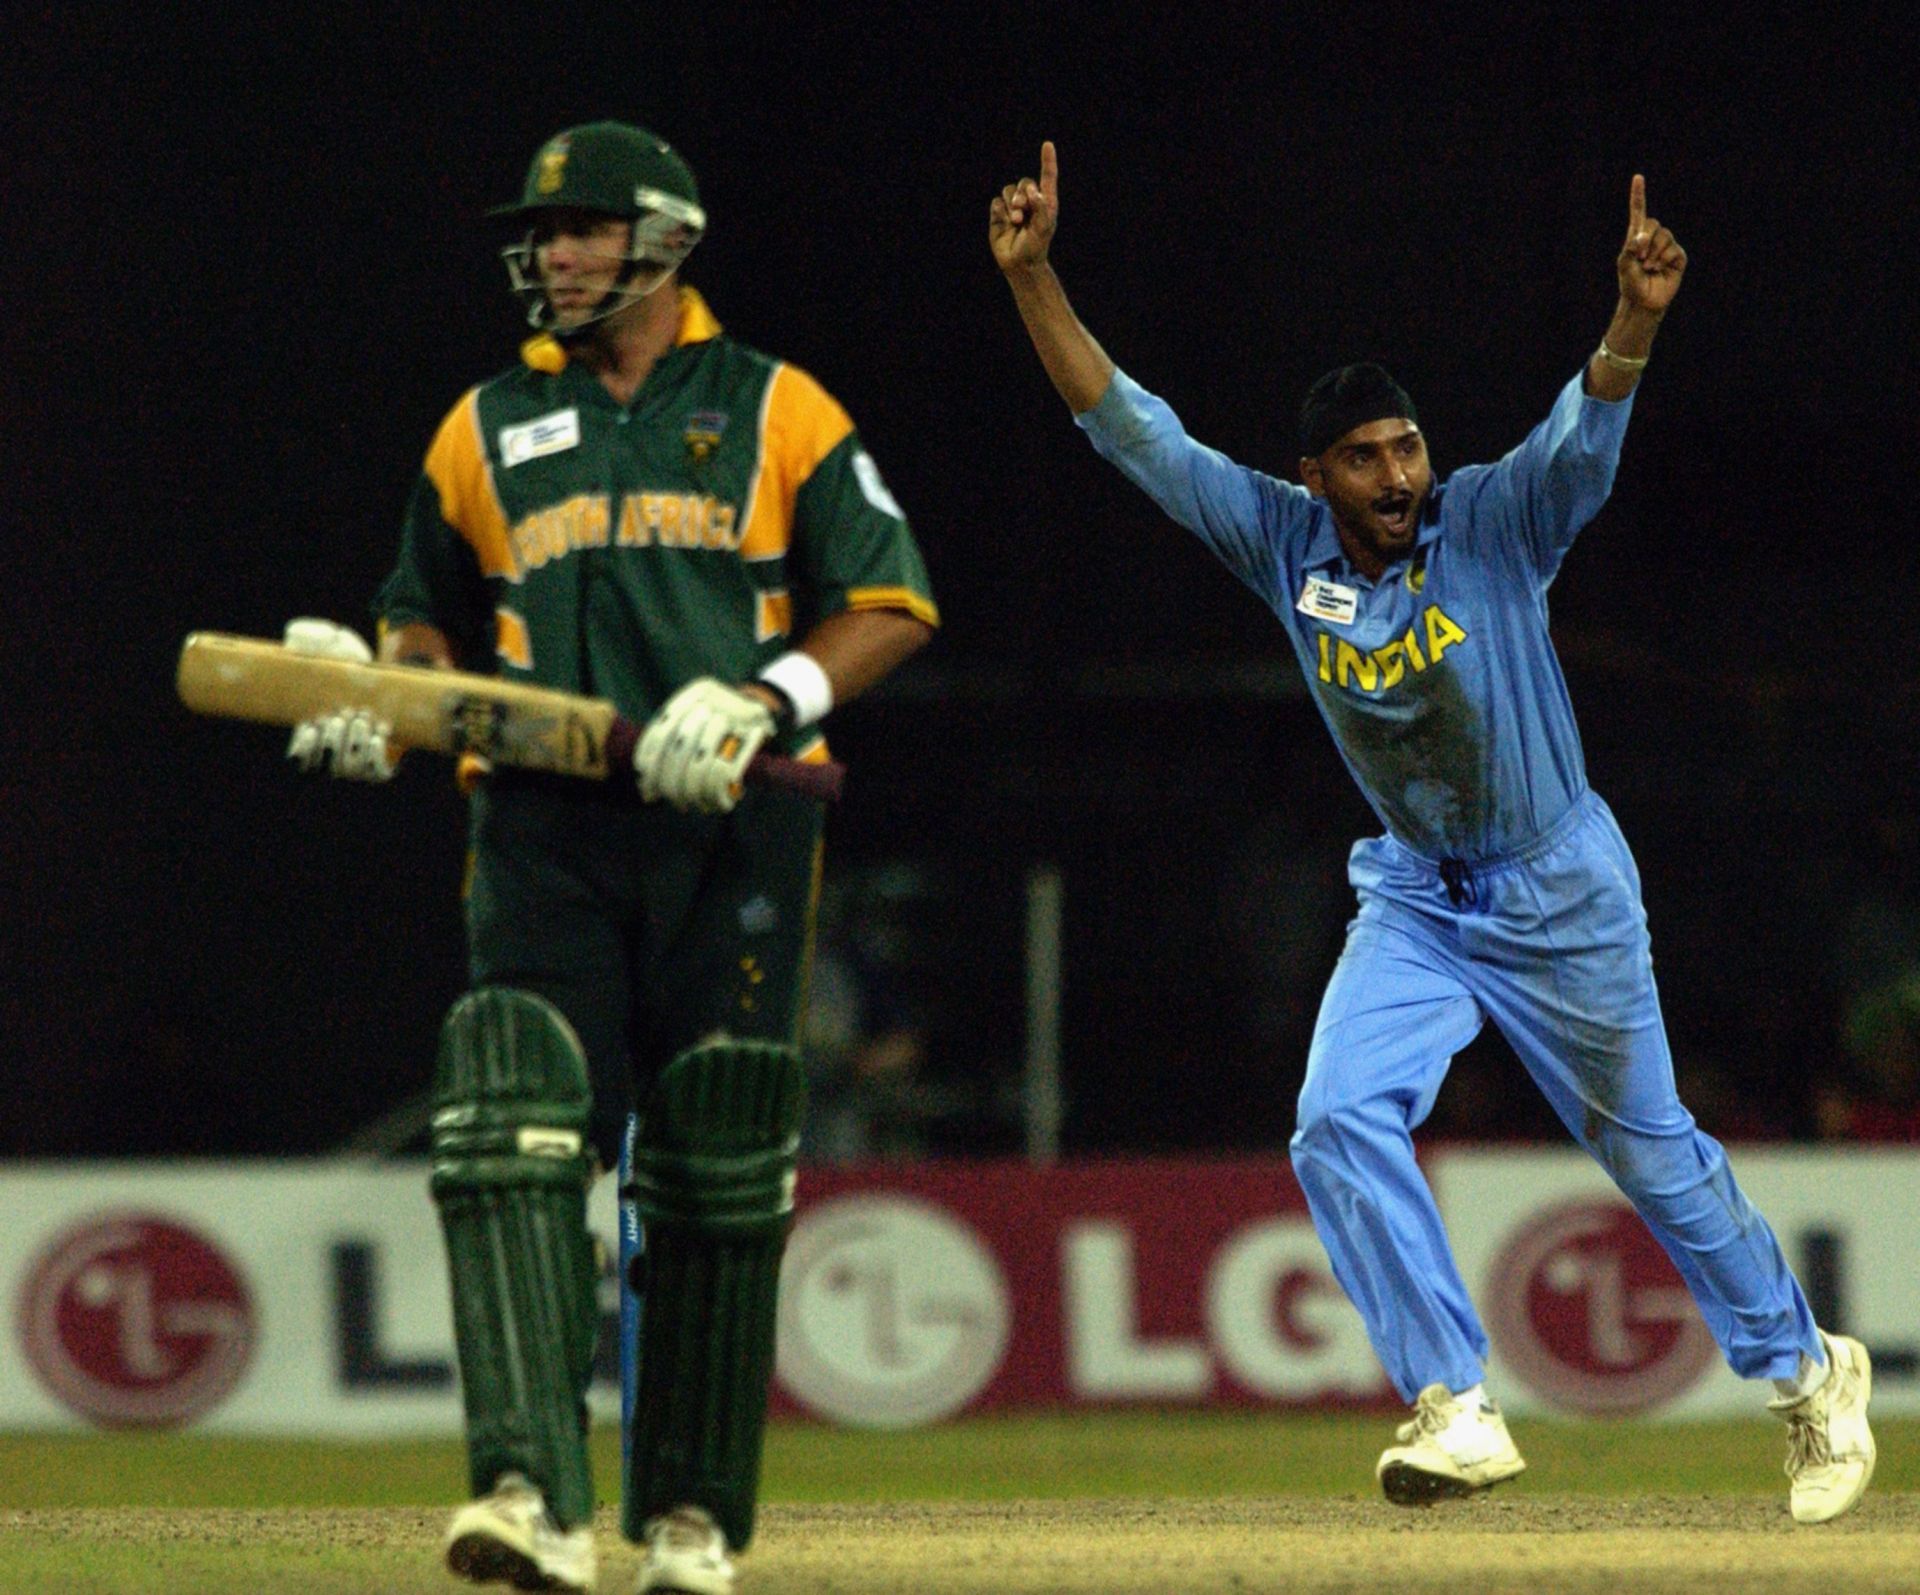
[1,1152,1913,1433]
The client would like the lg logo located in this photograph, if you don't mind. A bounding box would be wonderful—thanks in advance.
[1485,1199,1717,1414]
[16,1214,257,1427]
[776,1196,1011,1427]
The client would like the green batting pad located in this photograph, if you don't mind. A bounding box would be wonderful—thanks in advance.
[430,988,598,1530]
[623,1038,805,1550]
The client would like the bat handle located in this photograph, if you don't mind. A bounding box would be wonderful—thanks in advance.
[748,751,847,802]
[605,719,847,803]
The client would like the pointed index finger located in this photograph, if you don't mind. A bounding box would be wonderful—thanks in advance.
[1040,140,1058,207]
[1628,173,1647,238]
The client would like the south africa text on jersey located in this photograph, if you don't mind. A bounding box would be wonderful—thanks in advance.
[510,491,740,575]
[1315,602,1468,693]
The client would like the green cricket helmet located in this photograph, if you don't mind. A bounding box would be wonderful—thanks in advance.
[495,121,707,336]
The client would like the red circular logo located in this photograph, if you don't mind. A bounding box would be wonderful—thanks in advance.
[1484,1199,1717,1414]
[17,1214,258,1427]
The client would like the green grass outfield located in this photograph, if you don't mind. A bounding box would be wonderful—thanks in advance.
[3,1409,1915,1508]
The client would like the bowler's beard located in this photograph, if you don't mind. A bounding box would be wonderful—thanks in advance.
[1334,486,1427,572]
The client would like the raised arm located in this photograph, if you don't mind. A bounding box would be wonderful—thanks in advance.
[1585,174,1687,401]
[990,142,1115,414]
[1457,176,1689,575]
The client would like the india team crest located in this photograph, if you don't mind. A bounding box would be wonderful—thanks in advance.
[684,410,728,463]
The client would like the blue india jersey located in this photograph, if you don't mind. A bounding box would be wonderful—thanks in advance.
[1077,368,1635,862]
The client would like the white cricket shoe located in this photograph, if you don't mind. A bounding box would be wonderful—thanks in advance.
[1771,1330,1876,1524]
[1376,1383,1527,1506]
[635,1504,735,1594]
[444,1471,597,1592]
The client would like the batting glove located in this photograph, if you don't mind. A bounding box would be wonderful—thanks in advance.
[634,678,775,813]
[283,617,374,664]
[287,710,398,781]
[282,617,397,782]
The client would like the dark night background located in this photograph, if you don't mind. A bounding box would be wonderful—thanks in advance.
[8,5,1919,1158]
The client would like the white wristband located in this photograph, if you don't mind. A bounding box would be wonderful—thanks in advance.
[758,650,834,729]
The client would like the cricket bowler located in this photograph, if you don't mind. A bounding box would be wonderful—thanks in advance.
[991,140,1872,1522]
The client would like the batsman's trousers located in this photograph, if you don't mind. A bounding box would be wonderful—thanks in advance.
[1288,788,1820,1402]
[465,774,824,1171]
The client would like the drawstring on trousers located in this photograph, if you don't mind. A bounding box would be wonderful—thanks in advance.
[1439,858,1479,909]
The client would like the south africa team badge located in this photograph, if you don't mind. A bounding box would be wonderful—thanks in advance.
[685,410,728,464]
[534,136,570,195]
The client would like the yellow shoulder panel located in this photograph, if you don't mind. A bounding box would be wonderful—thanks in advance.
[738,363,855,561]
[423,389,518,580]
[675,285,723,345]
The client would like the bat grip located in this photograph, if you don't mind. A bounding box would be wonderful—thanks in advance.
[605,719,846,803]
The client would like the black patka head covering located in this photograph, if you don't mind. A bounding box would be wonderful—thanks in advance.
[1298,363,1419,458]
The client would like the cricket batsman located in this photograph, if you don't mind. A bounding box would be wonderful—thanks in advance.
[287,121,937,1591]
[991,141,1873,1522]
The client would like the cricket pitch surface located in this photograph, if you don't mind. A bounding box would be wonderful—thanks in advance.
[6,1496,1919,1594]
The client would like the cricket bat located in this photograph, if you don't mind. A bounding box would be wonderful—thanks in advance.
[176,632,845,802]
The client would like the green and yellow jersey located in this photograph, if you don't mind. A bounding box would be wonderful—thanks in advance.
[375,287,937,756]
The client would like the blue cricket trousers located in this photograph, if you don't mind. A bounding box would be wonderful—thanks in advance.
[1288,789,1820,1401]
